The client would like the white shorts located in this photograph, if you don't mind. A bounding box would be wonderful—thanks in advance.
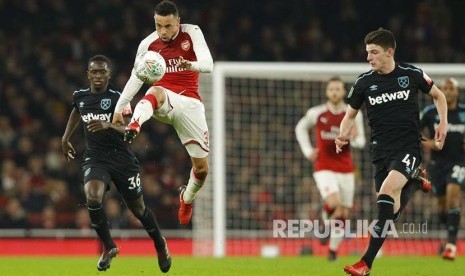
[313,170,355,208]
[153,87,209,158]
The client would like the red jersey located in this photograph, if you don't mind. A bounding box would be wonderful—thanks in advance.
[137,24,213,101]
[296,104,366,173]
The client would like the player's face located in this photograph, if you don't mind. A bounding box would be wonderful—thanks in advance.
[442,79,459,104]
[87,61,111,91]
[366,44,394,73]
[326,80,345,105]
[154,14,180,43]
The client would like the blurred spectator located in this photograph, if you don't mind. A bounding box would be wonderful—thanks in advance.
[74,207,91,230]
[0,198,29,228]
[106,197,130,229]
[40,206,58,229]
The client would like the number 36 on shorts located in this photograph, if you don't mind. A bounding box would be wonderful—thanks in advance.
[128,173,141,190]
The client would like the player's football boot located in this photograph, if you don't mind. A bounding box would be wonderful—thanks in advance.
[97,247,119,271]
[178,185,193,225]
[124,120,141,143]
[328,250,337,262]
[411,167,431,193]
[442,243,457,261]
[157,237,172,273]
[343,259,371,276]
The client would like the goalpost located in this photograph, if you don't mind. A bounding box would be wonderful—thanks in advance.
[195,62,465,257]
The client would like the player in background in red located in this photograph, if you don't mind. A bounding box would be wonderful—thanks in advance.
[113,1,213,226]
[295,77,366,261]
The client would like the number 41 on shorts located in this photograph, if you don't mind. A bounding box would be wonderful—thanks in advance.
[402,153,417,174]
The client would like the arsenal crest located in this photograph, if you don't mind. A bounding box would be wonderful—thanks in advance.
[181,40,191,51]
[100,98,111,110]
[397,76,409,88]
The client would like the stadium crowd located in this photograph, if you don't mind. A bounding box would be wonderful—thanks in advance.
[1,0,465,230]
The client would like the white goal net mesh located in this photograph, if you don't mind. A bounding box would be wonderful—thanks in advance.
[195,63,465,257]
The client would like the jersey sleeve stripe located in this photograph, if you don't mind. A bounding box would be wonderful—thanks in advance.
[398,65,422,74]
[109,89,122,95]
[73,88,90,95]
[354,71,374,85]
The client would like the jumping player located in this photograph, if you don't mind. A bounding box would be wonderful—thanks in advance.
[335,28,448,275]
[61,55,171,273]
[295,77,366,261]
[112,0,213,226]
[421,77,464,260]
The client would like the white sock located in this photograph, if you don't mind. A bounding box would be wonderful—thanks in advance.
[131,99,154,125]
[183,169,205,204]
[329,220,344,252]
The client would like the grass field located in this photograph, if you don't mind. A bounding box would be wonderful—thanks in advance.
[0,256,462,275]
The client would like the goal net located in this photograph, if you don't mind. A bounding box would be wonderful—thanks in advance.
[195,62,465,257]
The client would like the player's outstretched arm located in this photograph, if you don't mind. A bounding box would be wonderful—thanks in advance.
[429,85,448,149]
[336,106,359,153]
[113,37,149,121]
[113,73,144,125]
[61,107,80,161]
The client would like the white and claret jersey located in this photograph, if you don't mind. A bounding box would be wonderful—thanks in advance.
[115,24,213,113]
[295,104,366,173]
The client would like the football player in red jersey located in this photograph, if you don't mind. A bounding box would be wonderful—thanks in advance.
[113,1,213,226]
[296,77,366,261]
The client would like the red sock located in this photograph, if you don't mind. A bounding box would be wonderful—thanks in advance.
[142,94,158,109]
[323,203,335,217]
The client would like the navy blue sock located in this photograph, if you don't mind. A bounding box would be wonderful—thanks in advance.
[362,194,394,268]
[447,208,461,244]
[88,204,116,250]
[138,208,165,252]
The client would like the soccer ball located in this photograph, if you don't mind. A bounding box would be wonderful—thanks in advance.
[134,51,166,84]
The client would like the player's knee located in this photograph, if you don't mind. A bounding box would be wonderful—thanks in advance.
[146,86,165,106]
[193,163,208,180]
[446,195,461,209]
[325,193,340,208]
[84,183,104,207]
[86,195,103,207]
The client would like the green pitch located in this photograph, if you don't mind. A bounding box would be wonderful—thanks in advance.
[0,256,462,275]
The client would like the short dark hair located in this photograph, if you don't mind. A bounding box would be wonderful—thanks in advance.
[88,54,112,69]
[155,0,178,17]
[364,28,396,51]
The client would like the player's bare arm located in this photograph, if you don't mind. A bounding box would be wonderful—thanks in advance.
[336,106,359,153]
[429,85,448,149]
[61,107,80,161]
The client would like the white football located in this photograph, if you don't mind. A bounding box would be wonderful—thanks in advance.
[134,51,166,84]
